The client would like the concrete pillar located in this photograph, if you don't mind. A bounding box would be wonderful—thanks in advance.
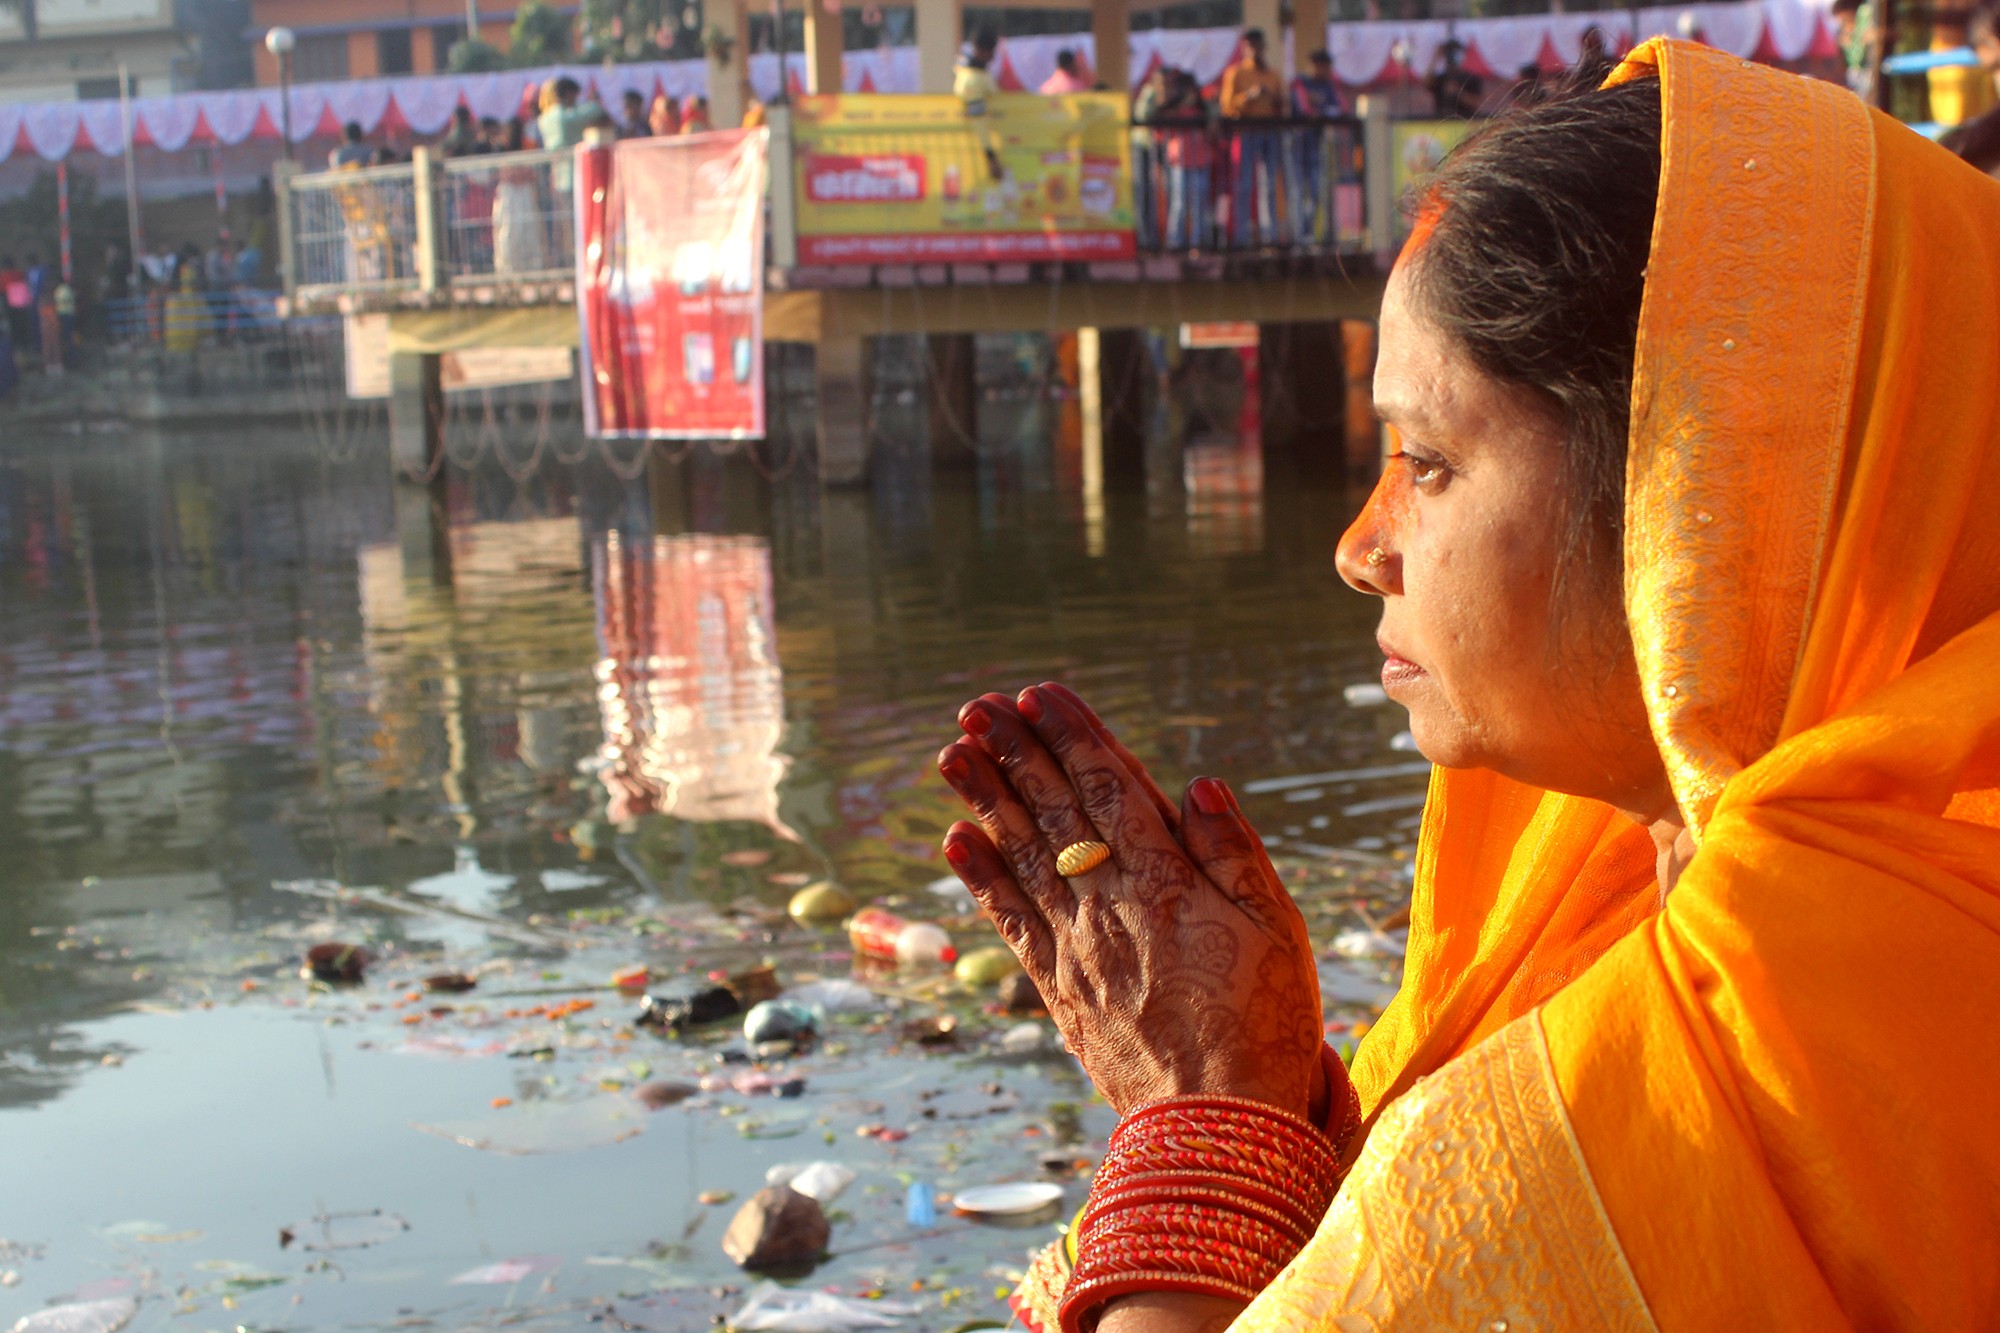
[707,0,752,128]
[915,0,960,93]
[925,333,978,469]
[1079,327,1148,491]
[1342,321,1381,481]
[1258,321,1345,481]
[1091,0,1131,92]
[1291,0,1329,72]
[389,351,452,585]
[646,449,694,535]
[804,0,843,95]
[815,335,872,487]
[1241,0,1282,47]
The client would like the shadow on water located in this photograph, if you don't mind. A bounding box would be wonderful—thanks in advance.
[0,388,1416,1328]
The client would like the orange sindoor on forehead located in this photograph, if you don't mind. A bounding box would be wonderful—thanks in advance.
[1400,200,1447,264]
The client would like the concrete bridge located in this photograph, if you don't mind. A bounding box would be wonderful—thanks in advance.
[275,98,1403,496]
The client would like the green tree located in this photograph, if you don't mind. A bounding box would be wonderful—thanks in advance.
[447,36,506,72]
[508,0,573,65]
[578,0,702,62]
[0,170,123,294]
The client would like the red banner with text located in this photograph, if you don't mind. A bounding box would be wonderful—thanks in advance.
[577,130,767,440]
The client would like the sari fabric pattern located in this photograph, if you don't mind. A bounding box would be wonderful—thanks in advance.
[1238,39,2000,1330]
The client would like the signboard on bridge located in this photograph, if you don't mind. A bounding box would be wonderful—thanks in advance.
[788,94,1136,265]
[575,129,768,440]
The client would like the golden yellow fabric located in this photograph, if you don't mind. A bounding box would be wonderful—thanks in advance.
[1241,1012,1657,1331]
[1245,39,2000,1329]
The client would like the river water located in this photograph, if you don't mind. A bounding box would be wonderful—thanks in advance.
[0,406,1420,1331]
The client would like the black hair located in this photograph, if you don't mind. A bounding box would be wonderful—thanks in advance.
[554,76,581,97]
[342,121,363,140]
[1404,73,1662,580]
[1243,26,1265,43]
[1056,49,1077,71]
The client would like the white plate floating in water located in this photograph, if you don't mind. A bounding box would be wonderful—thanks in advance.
[952,1182,1065,1216]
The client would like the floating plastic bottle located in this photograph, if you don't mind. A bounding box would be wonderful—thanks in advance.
[848,908,958,966]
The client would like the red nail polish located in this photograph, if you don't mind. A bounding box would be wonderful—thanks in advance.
[1190,777,1230,816]
[961,706,992,737]
[939,752,969,783]
[1017,689,1044,722]
[943,840,972,868]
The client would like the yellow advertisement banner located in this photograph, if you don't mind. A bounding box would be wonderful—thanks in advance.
[790,93,1136,265]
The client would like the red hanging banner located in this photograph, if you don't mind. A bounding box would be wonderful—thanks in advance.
[576,129,767,440]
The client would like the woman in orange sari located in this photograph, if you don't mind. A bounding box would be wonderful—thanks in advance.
[937,38,2000,1331]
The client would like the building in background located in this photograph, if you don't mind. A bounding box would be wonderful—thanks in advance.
[0,0,198,101]
[247,0,536,84]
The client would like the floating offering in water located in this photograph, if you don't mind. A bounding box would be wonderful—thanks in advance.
[302,942,370,985]
[954,946,1021,987]
[788,882,857,924]
[951,1182,1063,1217]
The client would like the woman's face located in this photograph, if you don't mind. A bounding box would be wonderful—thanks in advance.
[1337,266,1669,817]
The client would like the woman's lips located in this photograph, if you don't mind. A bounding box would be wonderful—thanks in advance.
[1378,641,1425,690]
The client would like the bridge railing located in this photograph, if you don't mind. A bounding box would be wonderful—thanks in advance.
[1128,118,1369,255]
[284,160,423,302]
[439,148,579,286]
[277,104,1398,304]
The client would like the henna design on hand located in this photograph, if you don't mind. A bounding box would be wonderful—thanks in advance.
[936,684,1350,1122]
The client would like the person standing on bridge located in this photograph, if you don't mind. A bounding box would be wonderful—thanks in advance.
[1289,50,1345,246]
[1220,28,1286,247]
[329,122,371,169]
[1041,49,1092,95]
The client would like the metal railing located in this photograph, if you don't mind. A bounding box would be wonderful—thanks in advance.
[277,104,1395,302]
[285,160,422,300]
[106,288,286,346]
[1130,119,1367,254]
[440,148,578,285]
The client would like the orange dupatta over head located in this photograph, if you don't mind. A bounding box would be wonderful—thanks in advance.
[1239,38,2000,1329]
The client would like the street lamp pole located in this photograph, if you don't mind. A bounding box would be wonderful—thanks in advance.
[265,26,297,161]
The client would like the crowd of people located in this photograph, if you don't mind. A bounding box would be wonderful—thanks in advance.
[325,76,723,176]
[1118,28,1358,249]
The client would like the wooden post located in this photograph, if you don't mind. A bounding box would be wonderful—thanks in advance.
[1080,327,1148,490]
[804,0,843,95]
[1361,94,1395,260]
[1091,0,1130,92]
[411,145,442,293]
[926,333,979,468]
[815,335,872,487]
[1240,0,1282,46]
[272,159,298,300]
[1258,321,1345,481]
[1291,0,1329,73]
[767,105,798,268]
[389,350,452,585]
[916,0,960,93]
[1342,321,1380,481]
[708,0,751,127]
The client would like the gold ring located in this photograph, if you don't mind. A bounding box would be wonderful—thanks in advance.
[1365,547,1388,568]
[1055,840,1111,877]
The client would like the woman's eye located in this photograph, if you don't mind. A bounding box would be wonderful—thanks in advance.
[1392,451,1451,493]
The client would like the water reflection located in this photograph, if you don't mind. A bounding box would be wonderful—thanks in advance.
[590,531,791,834]
[0,415,1421,1328]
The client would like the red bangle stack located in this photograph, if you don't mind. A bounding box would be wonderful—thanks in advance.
[1057,1092,1353,1333]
